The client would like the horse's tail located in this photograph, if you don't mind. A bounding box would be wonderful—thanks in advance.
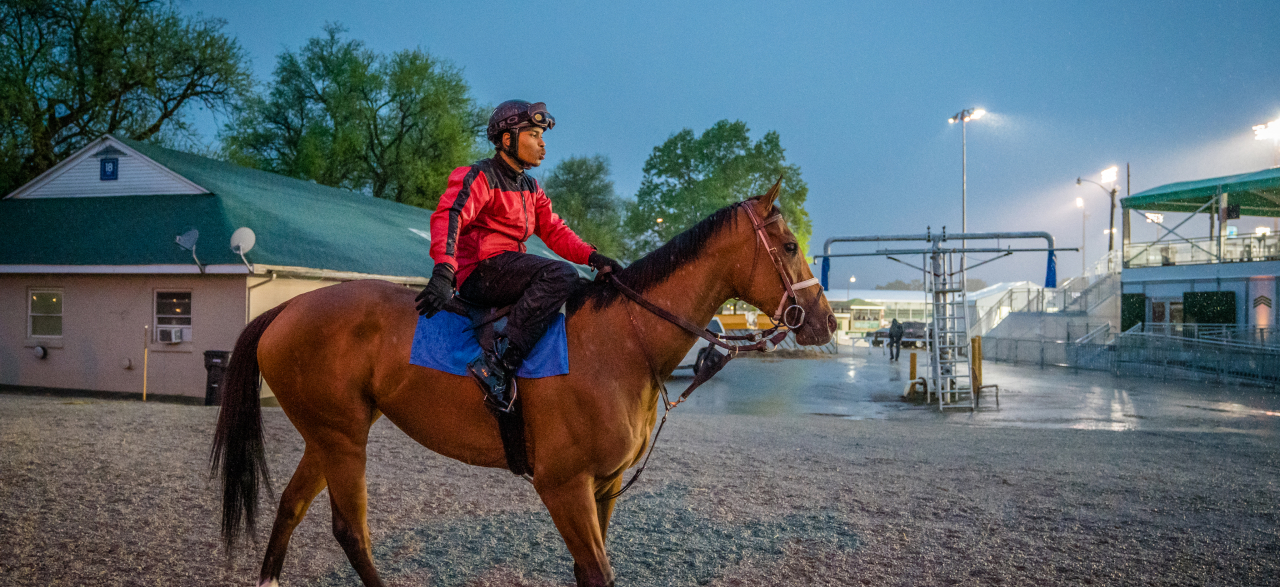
[210,302,288,549]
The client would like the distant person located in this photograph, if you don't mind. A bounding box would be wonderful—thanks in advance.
[888,318,904,362]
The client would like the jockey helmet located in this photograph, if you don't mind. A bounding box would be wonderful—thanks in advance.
[487,100,554,163]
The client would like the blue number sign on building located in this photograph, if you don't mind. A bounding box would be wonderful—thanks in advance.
[100,157,118,181]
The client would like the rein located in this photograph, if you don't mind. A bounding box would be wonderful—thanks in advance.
[599,204,822,501]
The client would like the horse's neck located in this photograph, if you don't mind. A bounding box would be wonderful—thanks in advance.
[601,240,736,380]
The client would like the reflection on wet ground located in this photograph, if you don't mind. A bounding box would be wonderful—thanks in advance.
[670,346,1280,435]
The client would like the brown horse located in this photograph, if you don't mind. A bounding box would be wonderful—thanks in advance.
[211,185,835,587]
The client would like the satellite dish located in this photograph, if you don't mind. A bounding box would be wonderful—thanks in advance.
[230,227,256,254]
[173,229,205,274]
[175,229,199,251]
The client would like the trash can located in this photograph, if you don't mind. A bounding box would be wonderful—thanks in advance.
[203,350,232,406]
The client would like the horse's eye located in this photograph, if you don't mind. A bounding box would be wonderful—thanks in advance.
[784,242,799,255]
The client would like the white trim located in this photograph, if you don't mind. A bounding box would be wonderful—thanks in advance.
[4,134,208,199]
[0,264,250,274]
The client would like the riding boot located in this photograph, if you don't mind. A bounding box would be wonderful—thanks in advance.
[468,336,524,412]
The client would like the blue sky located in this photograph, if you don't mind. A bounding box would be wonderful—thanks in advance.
[186,0,1280,288]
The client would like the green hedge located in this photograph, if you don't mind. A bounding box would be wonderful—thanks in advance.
[1121,293,1146,332]
[1183,291,1236,325]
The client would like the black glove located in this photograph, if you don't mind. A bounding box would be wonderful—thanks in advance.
[416,263,456,317]
[588,251,623,278]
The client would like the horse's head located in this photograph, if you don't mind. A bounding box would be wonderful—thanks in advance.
[731,180,836,346]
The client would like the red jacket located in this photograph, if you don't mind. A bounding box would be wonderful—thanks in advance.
[430,157,595,284]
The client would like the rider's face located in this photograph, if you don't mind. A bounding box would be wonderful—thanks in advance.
[513,128,545,167]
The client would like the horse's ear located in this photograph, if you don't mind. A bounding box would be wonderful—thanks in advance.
[756,174,784,213]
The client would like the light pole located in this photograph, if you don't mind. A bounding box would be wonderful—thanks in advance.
[847,275,856,300]
[1076,197,1088,277]
[1076,165,1120,253]
[948,108,987,235]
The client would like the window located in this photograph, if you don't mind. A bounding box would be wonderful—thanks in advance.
[154,291,191,343]
[28,289,63,337]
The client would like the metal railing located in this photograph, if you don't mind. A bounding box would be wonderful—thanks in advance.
[1115,333,1280,386]
[981,324,1280,387]
[1136,323,1280,349]
[1125,233,1280,268]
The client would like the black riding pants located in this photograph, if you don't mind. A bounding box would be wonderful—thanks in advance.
[458,251,579,360]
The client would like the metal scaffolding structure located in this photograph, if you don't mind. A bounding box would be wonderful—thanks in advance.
[815,228,1072,410]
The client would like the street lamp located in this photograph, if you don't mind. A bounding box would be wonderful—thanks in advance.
[1076,166,1119,253]
[1076,197,1087,276]
[948,108,987,235]
[847,275,856,300]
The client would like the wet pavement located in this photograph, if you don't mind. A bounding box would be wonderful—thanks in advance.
[670,344,1280,436]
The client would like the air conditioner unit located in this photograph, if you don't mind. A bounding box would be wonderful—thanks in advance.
[156,326,186,344]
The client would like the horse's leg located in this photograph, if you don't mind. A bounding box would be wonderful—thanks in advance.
[317,432,384,587]
[258,446,328,587]
[539,478,615,587]
[594,477,623,542]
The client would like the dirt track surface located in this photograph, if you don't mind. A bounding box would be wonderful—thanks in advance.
[1,392,1277,586]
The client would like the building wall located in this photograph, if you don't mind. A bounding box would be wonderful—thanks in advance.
[1122,260,1280,326]
[0,274,246,398]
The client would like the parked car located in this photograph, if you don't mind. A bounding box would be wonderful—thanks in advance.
[870,322,930,348]
[867,328,890,347]
[902,321,928,348]
[680,317,726,375]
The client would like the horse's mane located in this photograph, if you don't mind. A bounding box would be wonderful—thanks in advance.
[566,201,749,315]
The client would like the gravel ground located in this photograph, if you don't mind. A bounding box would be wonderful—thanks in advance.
[1,391,1278,587]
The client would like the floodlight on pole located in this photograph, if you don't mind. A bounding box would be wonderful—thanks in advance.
[1254,118,1280,141]
[948,106,989,276]
[1076,168,1121,254]
[1256,117,1280,166]
[1100,166,1118,184]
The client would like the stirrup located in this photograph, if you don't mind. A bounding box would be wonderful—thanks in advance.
[468,352,516,413]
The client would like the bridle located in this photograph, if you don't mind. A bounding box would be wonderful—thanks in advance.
[598,202,824,500]
[742,202,822,330]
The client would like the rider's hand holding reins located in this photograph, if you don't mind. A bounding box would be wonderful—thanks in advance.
[416,263,456,317]
[588,251,623,281]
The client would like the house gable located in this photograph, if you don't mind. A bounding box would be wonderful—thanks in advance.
[4,135,207,199]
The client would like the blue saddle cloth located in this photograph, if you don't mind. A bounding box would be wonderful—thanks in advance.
[410,311,569,378]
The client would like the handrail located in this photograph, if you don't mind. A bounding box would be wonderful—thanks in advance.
[1074,322,1112,344]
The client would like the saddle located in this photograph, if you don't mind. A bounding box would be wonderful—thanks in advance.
[442,297,531,477]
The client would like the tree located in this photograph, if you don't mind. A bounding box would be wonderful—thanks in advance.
[0,0,252,194]
[221,24,486,209]
[876,277,987,291]
[623,120,811,260]
[543,155,625,258]
[877,279,924,291]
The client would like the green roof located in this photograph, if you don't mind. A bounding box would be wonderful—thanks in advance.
[1120,166,1280,217]
[0,138,578,277]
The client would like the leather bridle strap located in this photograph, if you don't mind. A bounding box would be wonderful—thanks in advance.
[606,274,789,355]
[741,204,822,328]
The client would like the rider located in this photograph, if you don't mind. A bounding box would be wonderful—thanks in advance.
[416,100,622,411]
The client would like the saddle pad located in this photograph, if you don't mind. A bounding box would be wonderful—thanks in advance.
[410,311,569,378]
